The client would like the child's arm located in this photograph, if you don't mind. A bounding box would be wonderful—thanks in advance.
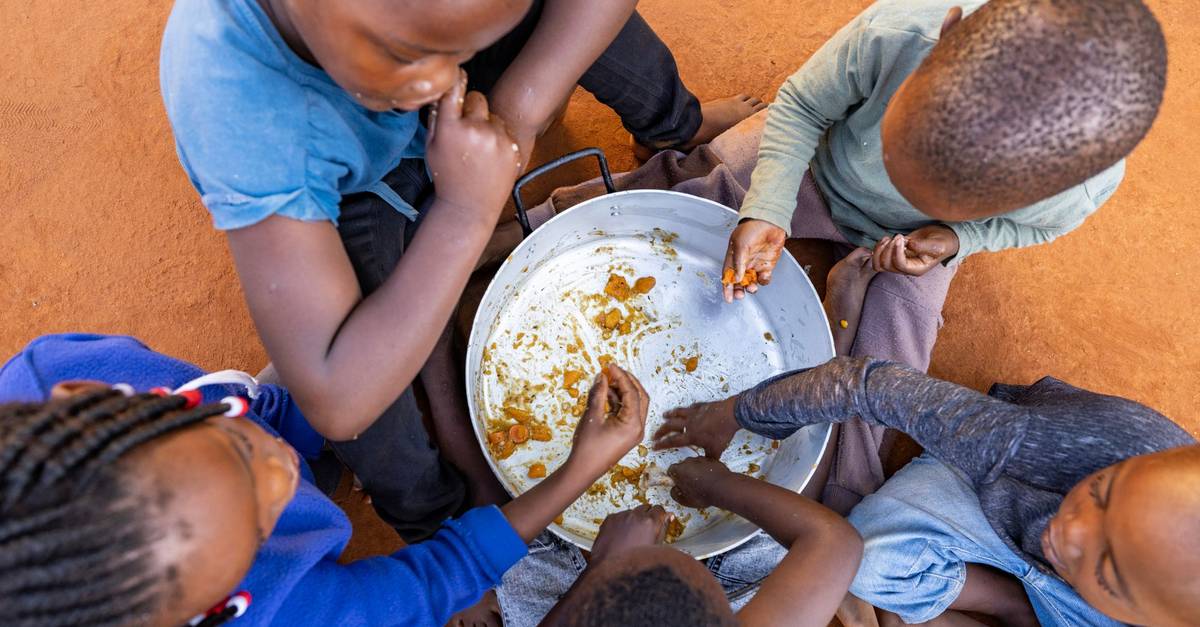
[724,13,877,301]
[225,76,518,440]
[655,357,1029,490]
[668,457,862,627]
[502,364,650,541]
[272,365,649,626]
[488,0,638,162]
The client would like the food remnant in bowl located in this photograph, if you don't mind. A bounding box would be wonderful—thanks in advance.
[666,516,686,543]
[747,463,760,474]
[509,424,530,443]
[683,355,699,372]
[498,438,516,460]
[487,430,506,445]
[598,308,622,331]
[504,406,534,423]
[530,424,553,442]
[554,514,564,525]
[763,332,775,342]
[604,274,632,301]
[721,267,759,287]
[528,462,547,479]
[563,369,585,388]
[771,440,780,449]
[633,276,656,294]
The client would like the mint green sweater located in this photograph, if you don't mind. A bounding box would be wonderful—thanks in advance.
[740,0,1125,262]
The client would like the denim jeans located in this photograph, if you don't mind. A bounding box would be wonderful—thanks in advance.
[495,532,786,627]
[847,455,1122,626]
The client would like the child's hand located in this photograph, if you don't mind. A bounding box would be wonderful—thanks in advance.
[426,70,522,226]
[668,457,734,509]
[568,364,650,479]
[872,225,960,276]
[652,397,740,458]
[589,505,672,563]
[723,219,787,303]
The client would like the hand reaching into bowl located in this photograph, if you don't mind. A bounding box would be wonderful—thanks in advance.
[569,363,650,479]
[652,396,741,458]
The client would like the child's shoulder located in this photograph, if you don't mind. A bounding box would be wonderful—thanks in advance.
[856,0,987,41]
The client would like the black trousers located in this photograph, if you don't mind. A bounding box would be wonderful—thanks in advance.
[332,7,699,542]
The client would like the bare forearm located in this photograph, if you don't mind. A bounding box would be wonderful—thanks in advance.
[501,457,596,542]
[715,473,862,627]
[711,473,852,549]
[489,0,637,153]
[232,202,494,440]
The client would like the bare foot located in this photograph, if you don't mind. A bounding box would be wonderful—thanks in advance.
[445,590,502,627]
[633,94,767,161]
[823,248,878,356]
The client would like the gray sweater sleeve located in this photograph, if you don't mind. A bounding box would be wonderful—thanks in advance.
[735,357,1030,488]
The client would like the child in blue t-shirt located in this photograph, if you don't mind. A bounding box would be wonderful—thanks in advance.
[0,334,651,627]
[159,0,766,548]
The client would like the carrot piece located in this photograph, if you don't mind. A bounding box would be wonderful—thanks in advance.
[528,462,547,479]
[684,355,699,372]
[504,406,534,423]
[530,424,553,441]
[487,430,506,445]
[633,276,656,294]
[509,424,530,443]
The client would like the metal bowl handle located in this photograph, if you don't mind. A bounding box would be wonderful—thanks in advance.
[512,148,617,237]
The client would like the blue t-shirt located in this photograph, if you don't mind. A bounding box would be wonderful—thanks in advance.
[160,0,427,230]
[0,335,528,626]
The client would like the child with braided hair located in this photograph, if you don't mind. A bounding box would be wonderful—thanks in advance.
[0,334,651,627]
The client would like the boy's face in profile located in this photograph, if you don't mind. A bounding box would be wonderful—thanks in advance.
[1042,446,1200,626]
[276,0,531,111]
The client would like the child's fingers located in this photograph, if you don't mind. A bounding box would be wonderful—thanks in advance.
[652,417,685,440]
[872,236,891,272]
[585,372,609,416]
[653,432,689,450]
[437,70,468,122]
[462,91,490,121]
[891,234,908,272]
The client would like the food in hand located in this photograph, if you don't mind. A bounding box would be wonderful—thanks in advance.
[665,516,686,543]
[721,267,759,287]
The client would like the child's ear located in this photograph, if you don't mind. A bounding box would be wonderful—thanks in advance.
[260,453,297,523]
[941,6,964,38]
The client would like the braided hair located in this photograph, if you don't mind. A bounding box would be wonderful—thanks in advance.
[0,387,235,627]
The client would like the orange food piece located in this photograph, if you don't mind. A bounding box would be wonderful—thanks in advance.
[566,387,579,398]
[598,354,614,367]
[498,439,517,460]
[720,267,758,287]
[601,308,622,330]
[618,319,632,335]
[554,515,564,525]
[530,424,553,441]
[604,274,632,301]
[487,430,506,445]
[684,355,699,372]
[509,424,530,443]
[563,370,584,388]
[503,406,534,423]
[666,517,686,542]
[633,276,656,294]
[528,462,547,479]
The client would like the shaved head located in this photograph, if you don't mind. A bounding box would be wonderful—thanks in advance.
[883,0,1167,219]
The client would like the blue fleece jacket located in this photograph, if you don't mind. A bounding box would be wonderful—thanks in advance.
[0,334,528,627]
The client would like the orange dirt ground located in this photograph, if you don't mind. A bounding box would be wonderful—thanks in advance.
[2,0,1196,437]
